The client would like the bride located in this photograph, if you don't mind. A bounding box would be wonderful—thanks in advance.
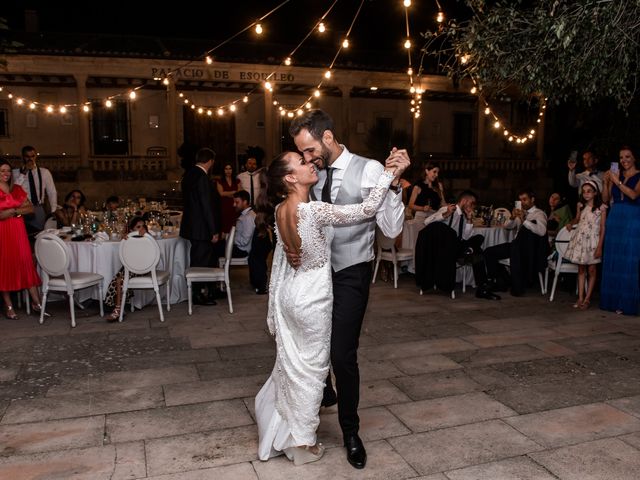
[254,151,397,466]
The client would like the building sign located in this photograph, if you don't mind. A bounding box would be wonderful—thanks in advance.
[151,67,294,83]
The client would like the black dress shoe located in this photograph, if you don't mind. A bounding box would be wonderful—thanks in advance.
[344,434,367,469]
[320,396,337,408]
[475,289,501,300]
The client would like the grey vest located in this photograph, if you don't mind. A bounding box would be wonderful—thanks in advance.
[314,154,377,272]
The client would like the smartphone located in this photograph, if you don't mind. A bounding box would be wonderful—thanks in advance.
[568,151,578,164]
[515,200,522,210]
[610,162,619,174]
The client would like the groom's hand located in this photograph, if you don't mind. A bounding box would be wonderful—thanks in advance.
[283,244,301,269]
[386,148,411,181]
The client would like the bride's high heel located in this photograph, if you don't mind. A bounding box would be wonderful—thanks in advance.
[291,443,325,466]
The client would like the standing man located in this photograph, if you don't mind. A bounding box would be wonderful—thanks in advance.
[568,150,605,191]
[289,109,409,469]
[180,148,219,306]
[236,156,261,207]
[12,145,57,233]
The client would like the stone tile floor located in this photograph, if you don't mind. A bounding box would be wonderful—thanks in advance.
[1,271,639,479]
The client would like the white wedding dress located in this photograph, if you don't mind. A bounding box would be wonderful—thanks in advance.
[255,170,394,461]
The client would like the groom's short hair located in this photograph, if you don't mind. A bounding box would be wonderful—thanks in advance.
[289,109,334,141]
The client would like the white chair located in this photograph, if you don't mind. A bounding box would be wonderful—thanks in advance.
[186,226,234,314]
[118,233,170,322]
[499,258,546,295]
[493,207,511,219]
[35,233,104,327]
[545,226,580,301]
[43,217,58,230]
[372,229,414,288]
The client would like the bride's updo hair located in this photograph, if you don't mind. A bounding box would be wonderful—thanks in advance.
[254,152,294,238]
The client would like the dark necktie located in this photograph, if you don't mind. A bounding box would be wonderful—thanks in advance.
[322,167,335,203]
[457,212,464,240]
[249,173,254,206]
[28,169,39,205]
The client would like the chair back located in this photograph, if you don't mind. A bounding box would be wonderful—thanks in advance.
[554,226,573,258]
[35,233,71,277]
[224,227,236,274]
[119,233,160,274]
[376,228,396,251]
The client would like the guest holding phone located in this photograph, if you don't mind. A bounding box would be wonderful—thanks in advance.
[600,146,640,315]
[567,150,605,192]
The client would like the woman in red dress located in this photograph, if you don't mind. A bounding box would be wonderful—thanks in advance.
[0,160,43,319]
[216,162,241,233]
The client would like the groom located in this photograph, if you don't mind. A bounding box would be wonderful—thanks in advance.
[289,110,409,469]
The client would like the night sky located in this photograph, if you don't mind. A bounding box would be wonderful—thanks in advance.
[5,0,469,54]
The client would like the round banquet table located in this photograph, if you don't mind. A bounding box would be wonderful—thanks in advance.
[61,233,189,308]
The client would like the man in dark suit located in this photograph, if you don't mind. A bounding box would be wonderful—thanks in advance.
[180,148,219,305]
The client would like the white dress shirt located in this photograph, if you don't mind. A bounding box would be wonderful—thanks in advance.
[310,145,404,238]
[234,207,256,253]
[12,166,58,213]
[504,205,547,237]
[424,205,475,240]
[568,169,605,191]
[237,169,262,204]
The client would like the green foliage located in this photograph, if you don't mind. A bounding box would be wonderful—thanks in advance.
[423,0,640,109]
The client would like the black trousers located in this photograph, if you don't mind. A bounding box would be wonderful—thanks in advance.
[459,234,488,287]
[248,233,273,291]
[189,239,217,296]
[324,261,372,438]
[483,242,511,284]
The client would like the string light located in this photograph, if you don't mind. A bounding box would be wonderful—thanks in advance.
[29,102,36,110]
[324,70,332,79]
[342,39,349,48]
[59,106,67,114]
[162,78,170,86]
[46,105,54,113]
[255,23,263,35]
[129,91,136,100]
[403,0,411,7]
[284,57,292,65]
[318,22,326,33]
[205,56,213,64]
[404,39,411,49]
[243,96,249,103]
[82,105,90,113]
[314,89,321,97]
[436,10,445,23]
[105,100,113,108]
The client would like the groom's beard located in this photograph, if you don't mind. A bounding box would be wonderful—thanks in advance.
[312,144,333,170]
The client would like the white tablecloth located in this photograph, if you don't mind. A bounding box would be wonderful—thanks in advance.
[64,234,189,308]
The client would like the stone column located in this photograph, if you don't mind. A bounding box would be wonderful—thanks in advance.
[340,84,351,145]
[166,81,179,170]
[263,88,275,162]
[73,74,93,181]
[412,113,421,157]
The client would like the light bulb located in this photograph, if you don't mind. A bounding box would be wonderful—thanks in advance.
[508,136,513,142]
[162,78,169,86]
[306,102,312,109]
[129,91,137,100]
[16,98,23,105]
[29,103,36,110]
[407,67,413,75]
[59,106,67,113]
[179,93,184,98]
[503,130,509,136]
[217,108,224,115]
[324,70,332,79]
[436,11,445,23]
[82,105,90,112]
[46,105,54,113]
[461,54,469,64]
[190,104,195,109]
[207,110,212,116]
[284,57,292,66]
[484,107,490,115]
[287,111,294,118]
[273,100,278,106]
[370,86,378,91]
[105,100,113,108]
[403,0,411,7]
[314,89,321,97]
[318,22,326,33]
[297,109,303,115]
[404,39,411,49]
[230,104,236,112]
[410,86,416,93]
[7,93,13,99]
[255,23,263,35]
[470,86,477,94]
[205,56,213,64]
[415,112,420,118]
[265,81,272,91]
[493,121,500,129]
[197,107,203,114]
[243,96,249,103]
[280,110,286,116]
[342,39,349,48]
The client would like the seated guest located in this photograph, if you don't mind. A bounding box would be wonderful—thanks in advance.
[104,217,148,322]
[55,189,87,227]
[424,191,497,299]
[231,190,256,257]
[547,192,572,237]
[104,195,120,212]
[480,189,549,296]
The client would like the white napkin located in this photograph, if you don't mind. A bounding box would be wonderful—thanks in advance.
[92,231,110,245]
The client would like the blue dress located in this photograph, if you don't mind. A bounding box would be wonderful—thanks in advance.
[600,173,640,315]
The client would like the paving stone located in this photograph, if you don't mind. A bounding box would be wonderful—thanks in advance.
[107,399,253,443]
[529,438,640,480]
[164,374,267,406]
[217,343,276,360]
[358,360,405,381]
[0,416,104,456]
[252,440,418,479]
[360,338,475,361]
[145,425,258,476]
[551,321,625,338]
[122,347,222,369]
[462,328,563,349]
[1,386,164,424]
[112,441,147,480]
[608,394,640,419]
[47,365,199,396]
[0,368,19,382]
[189,330,272,349]
[392,354,462,376]
[530,340,577,356]
[620,431,640,449]
[0,444,118,479]
[388,420,542,475]
[359,379,412,408]
[464,367,518,388]
[467,317,557,333]
[444,456,558,480]
[390,370,482,401]
[388,392,515,432]
[450,344,549,367]
[505,402,640,447]
[317,406,411,447]
[197,358,274,381]
[146,462,258,479]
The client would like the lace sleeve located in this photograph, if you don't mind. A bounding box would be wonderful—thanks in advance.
[311,170,395,226]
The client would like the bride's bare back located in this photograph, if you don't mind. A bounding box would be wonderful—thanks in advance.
[275,200,303,255]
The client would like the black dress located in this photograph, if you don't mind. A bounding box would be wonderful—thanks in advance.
[414,182,442,209]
